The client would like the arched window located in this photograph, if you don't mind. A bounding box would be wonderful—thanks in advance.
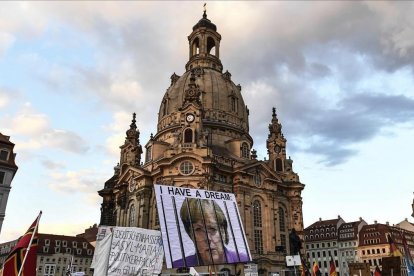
[241,143,249,158]
[253,200,263,254]
[276,158,283,171]
[184,129,193,143]
[146,146,152,162]
[129,204,136,226]
[192,37,200,56]
[207,37,216,56]
[253,200,262,227]
[162,99,168,116]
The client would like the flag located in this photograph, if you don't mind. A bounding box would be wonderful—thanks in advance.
[3,212,41,276]
[312,262,321,276]
[401,233,414,276]
[329,257,337,276]
[374,265,381,276]
[388,234,402,257]
[300,256,310,276]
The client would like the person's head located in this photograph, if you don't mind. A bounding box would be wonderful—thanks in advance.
[180,198,229,264]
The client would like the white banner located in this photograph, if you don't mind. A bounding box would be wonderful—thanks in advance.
[91,225,112,269]
[107,227,164,276]
[154,184,251,268]
[93,232,112,276]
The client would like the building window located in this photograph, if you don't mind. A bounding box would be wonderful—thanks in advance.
[55,240,61,246]
[253,200,262,227]
[281,234,287,252]
[129,204,136,226]
[146,146,152,162]
[276,158,283,171]
[254,172,262,187]
[241,143,249,158]
[278,207,286,231]
[184,128,193,143]
[254,229,263,254]
[0,171,5,184]
[253,200,263,254]
[179,161,194,175]
[44,264,56,276]
[0,150,9,161]
[231,97,237,112]
[72,241,77,248]
[62,241,67,247]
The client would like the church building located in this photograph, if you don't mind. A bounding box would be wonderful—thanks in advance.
[99,11,305,275]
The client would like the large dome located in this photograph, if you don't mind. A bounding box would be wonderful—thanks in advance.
[158,68,249,133]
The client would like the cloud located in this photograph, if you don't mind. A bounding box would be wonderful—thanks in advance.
[0,32,15,58]
[11,104,50,135]
[0,90,10,108]
[43,130,89,154]
[41,159,66,170]
[47,169,105,205]
[1,103,90,154]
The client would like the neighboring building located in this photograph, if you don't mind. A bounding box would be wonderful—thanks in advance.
[358,222,414,275]
[0,239,18,266]
[337,218,367,276]
[0,234,95,276]
[396,218,414,233]
[76,223,98,247]
[304,216,345,275]
[0,133,18,234]
[99,11,305,275]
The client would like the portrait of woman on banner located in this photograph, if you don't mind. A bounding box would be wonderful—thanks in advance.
[172,198,250,267]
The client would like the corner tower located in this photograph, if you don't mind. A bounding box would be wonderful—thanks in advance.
[99,10,305,275]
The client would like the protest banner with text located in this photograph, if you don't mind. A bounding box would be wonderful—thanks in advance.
[107,227,164,276]
[154,184,251,268]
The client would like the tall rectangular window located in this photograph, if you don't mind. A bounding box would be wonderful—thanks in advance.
[0,171,5,184]
[0,150,8,161]
[254,229,263,254]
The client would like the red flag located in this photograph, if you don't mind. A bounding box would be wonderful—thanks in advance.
[374,265,381,276]
[312,262,321,276]
[329,257,337,276]
[3,212,41,276]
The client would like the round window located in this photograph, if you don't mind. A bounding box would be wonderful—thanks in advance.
[179,161,194,175]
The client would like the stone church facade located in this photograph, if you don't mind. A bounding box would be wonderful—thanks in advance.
[99,11,305,275]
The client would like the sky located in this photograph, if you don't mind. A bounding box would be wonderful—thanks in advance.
[1,1,414,242]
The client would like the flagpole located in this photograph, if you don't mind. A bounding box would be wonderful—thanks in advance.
[18,210,42,276]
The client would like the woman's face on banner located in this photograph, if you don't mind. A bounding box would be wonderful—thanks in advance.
[192,211,225,264]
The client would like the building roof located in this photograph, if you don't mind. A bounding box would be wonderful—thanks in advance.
[193,11,217,32]
[0,133,14,146]
[305,217,342,230]
[37,233,94,257]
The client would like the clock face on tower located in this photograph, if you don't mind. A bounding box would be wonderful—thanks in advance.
[186,114,195,123]
[274,145,281,154]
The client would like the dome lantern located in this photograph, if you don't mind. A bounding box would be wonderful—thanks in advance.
[186,11,223,72]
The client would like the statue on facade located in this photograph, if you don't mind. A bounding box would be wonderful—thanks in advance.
[289,228,302,255]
